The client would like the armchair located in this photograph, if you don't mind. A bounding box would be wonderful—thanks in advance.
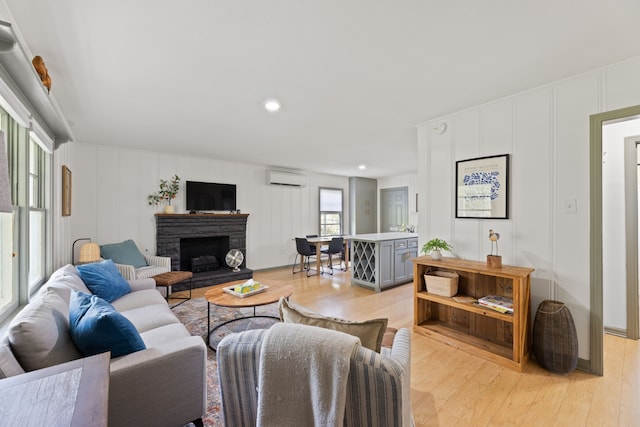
[99,239,171,280]
[216,326,413,426]
[114,253,171,280]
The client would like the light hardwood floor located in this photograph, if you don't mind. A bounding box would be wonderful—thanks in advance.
[173,266,640,427]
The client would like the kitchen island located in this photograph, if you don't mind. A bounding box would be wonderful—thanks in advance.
[350,232,419,292]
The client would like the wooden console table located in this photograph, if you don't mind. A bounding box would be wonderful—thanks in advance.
[0,352,109,426]
[413,256,534,371]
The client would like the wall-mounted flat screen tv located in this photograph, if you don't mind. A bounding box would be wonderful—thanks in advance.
[186,181,237,212]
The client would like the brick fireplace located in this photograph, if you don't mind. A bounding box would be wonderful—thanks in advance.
[155,213,252,290]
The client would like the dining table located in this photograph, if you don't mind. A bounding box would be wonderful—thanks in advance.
[305,236,351,275]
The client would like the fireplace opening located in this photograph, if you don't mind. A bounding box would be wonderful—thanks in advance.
[180,236,230,272]
[190,255,219,273]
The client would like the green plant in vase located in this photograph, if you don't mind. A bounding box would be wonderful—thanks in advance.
[148,175,180,213]
[421,238,452,260]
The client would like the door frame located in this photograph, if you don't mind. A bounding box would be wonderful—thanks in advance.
[624,135,640,340]
[590,104,640,376]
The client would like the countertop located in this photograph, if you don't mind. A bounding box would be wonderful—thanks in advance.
[349,232,418,242]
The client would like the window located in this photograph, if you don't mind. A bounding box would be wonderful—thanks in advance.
[0,211,11,312]
[0,108,16,318]
[28,139,48,289]
[319,187,343,237]
[0,106,51,321]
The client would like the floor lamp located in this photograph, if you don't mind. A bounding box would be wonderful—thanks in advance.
[72,239,101,265]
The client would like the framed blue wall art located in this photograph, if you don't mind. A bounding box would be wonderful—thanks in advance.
[455,154,509,219]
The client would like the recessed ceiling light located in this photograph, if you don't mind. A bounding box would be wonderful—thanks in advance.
[358,164,366,170]
[264,99,281,112]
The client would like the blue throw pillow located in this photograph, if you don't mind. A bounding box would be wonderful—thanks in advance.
[77,259,131,302]
[69,291,146,358]
[100,239,148,268]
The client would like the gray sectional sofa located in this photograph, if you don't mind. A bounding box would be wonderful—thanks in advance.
[0,264,207,427]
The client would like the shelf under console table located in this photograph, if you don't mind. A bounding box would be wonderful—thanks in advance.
[0,352,109,426]
[412,256,534,371]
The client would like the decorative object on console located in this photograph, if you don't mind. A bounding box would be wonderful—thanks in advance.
[0,131,12,212]
[147,174,180,213]
[456,154,509,219]
[32,55,51,93]
[421,237,452,260]
[225,249,244,272]
[487,229,502,267]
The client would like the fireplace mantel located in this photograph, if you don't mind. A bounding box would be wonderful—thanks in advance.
[155,213,251,289]
[155,213,249,219]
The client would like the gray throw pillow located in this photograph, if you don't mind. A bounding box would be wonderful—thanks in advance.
[8,288,82,371]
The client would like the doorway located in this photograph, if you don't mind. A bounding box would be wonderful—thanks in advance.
[602,120,640,339]
[590,104,640,376]
[380,187,408,232]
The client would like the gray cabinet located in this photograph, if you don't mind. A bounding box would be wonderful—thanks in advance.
[379,240,395,288]
[394,238,418,284]
[351,233,418,292]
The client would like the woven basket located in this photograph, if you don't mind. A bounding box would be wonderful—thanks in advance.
[532,300,578,374]
[424,271,459,297]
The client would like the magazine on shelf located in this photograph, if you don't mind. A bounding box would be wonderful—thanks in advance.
[478,295,513,313]
[452,295,477,303]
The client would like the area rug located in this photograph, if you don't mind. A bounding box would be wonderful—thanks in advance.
[173,297,280,427]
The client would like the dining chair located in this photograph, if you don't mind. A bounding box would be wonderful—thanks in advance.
[305,234,318,254]
[321,237,344,274]
[293,237,322,276]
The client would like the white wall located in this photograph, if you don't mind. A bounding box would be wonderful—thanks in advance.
[602,118,640,331]
[55,143,349,271]
[416,56,640,361]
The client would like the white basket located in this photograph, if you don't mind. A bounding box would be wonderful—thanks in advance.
[424,271,459,297]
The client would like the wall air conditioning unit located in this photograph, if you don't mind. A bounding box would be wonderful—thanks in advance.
[267,170,308,187]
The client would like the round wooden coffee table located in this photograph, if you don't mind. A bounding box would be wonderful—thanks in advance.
[205,279,294,350]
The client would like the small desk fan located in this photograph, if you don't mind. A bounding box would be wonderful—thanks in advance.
[225,249,244,272]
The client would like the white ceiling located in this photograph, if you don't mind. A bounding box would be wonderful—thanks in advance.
[4,1,640,178]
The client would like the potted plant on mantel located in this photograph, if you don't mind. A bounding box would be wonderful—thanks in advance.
[421,238,452,260]
[148,175,180,213]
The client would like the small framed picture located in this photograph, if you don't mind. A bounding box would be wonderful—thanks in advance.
[455,154,509,219]
[62,165,72,216]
